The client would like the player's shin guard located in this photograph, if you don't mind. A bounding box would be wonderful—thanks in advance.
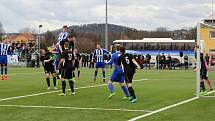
[128,87,136,99]
[108,83,114,93]
[53,77,57,87]
[62,81,66,94]
[121,86,129,97]
[200,81,206,92]
[46,78,50,87]
[68,80,74,93]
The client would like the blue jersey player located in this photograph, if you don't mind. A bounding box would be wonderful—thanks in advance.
[92,44,110,82]
[0,40,9,80]
[106,44,130,99]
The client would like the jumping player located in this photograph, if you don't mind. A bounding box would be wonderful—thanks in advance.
[106,44,130,99]
[59,42,75,96]
[117,46,141,103]
[92,44,110,82]
[58,25,69,54]
[40,49,57,90]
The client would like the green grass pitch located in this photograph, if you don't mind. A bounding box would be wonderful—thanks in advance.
[0,67,215,121]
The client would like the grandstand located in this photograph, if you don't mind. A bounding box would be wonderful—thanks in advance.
[113,38,196,64]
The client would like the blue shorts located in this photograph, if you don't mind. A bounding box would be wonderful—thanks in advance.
[96,62,105,68]
[0,56,7,64]
[110,72,125,83]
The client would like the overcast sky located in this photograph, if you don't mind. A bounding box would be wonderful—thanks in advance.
[0,0,213,33]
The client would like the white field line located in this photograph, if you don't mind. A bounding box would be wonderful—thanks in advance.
[0,79,148,102]
[0,104,152,113]
[8,72,43,76]
[128,90,215,121]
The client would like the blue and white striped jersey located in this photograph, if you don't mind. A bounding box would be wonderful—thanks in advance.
[58,32,68,43]
[93,49,109,63]
[0,43,10,56]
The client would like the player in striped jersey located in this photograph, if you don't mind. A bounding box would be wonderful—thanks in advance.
[92,44,110,82]
[0,40,10,80]
[55,26,69,81]
[58,25,69,54]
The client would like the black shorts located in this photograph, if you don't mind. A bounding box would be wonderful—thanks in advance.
[200,70,208,80]
[124,72,135,83]
[44,65,56,74]
[61,68,73,79]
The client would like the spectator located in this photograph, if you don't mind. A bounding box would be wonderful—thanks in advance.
[156,54,161,70]
[161,53,166,69]
[167,54,172,70]
[146,53,151,69]
[184,55,189,70]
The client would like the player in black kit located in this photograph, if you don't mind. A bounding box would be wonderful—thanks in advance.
[117,46,140,103]
[41,49,57,90]
[59,42,75,96]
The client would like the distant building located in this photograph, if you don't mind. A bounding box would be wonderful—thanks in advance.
[4,32,36,45]
[200,15,215,54]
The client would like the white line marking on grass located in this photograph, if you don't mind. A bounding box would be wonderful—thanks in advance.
[128,90,215,121]
[0,84,107,102]
[128,97,198,121]
[0,104,152,113]
[0,79,148,102]
[8,72,43,76]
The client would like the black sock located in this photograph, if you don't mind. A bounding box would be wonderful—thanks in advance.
[4,64,7,75]
[200,81,206,91]
[102,71,105,79]
[53,77,56,87]
[62,81,66,94]
[46,78,50,87]
[1,64,3,76]
[69,80,74,93]
[78,70,80,78]
[94,71,98,78]
[128,87,136,99]
[73,72,75,78]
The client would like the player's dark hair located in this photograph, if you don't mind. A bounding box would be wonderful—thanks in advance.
[115,44,120,51]
[63,25,68,29]
[119,46,125,53]
[68,34,75,38]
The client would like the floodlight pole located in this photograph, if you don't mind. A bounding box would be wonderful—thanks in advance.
[38,25,43,62]
[196,22,201,97]
[105,0,108,50]
[212,0,214,24]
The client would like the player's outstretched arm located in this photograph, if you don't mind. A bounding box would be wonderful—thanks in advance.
[132,59,141,69]
[106,54,114,65]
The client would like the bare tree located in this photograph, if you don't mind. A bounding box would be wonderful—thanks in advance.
[45,30,56,46]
